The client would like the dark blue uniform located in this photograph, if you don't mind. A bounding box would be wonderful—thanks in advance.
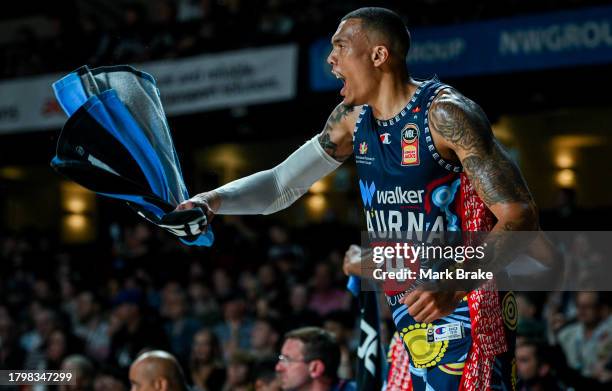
[353,78,515,390]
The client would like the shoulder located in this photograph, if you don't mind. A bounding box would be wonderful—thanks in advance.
[327,103,363,131]
[428,88,492,149]
[429,89,488,129]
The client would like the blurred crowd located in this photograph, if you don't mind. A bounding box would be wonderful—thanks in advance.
[1,0,610,79]
[0,202,611,390]
[1,215,360,390]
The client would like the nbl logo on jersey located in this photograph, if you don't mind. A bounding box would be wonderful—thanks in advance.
[401,123,420,166]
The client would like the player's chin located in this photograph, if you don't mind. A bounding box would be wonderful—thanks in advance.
[341,95,357,106]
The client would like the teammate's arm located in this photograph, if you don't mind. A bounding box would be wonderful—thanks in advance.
[178,103,358,220]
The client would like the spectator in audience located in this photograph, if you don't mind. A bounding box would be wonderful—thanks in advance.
[129,350,189,391]
[284,284,319,331]
[21,307,60,369]
[0,307,25,369]
[516,340,566,391]
[188,281,222,326]
[60,354,95,391]
[223,350,256,391]
[108,289,169,374]
[93,372,128,391]
[557,291,612,378]
[43,328,82,370]
[214,293,254,357]
[161,284,202,365]
[516,293,546,341]
[254,358,282,391]
[112,2,149,63]
[250,316,282,361]
[275,326,355,391]
[190,329,226,391]
[322,311,355,380]
[308,263,350,317]
[73,290,110,362]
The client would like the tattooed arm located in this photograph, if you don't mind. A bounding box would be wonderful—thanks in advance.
[177,103,358,220]
[430,89,538,283]
[430,90,538,232]
[404,90,539,322]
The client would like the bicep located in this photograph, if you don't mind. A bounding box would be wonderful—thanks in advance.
[430,93,536,224]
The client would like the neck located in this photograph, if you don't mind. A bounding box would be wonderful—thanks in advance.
[302,378,335,391]
[368,72,417,120]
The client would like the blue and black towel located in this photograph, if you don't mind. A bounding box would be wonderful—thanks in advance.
[51,65,213,246]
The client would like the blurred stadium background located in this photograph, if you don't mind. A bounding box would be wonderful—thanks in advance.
[1,0,612,390]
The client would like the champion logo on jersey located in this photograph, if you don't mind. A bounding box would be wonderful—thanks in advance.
[359,141,368,154]
[380,133,391,144]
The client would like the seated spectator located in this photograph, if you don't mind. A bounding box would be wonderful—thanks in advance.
[108,289,169,375]
[516,340,566,391]
[557,291,612,378]
[60,354,95,391]
[322,311,355,380]
[73,290,110,362]
[161,284,202,365]
[213,293,254,357]
[94,373,127,391]
[516,293,546,340]
[129,350,189,391]
[223,351,256,391]
[0,307,25,369]
[250,316,282,361]
[284,284,319,331]
[254,358,281,391]
[190,329,226,391]
[275,327,355,391]
[308,263,350,317]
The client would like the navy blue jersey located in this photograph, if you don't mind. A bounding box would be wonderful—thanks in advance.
[353,78,474,369]
[354,77,463,238]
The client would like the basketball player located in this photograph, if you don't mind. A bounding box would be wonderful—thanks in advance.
[179,7,538,390]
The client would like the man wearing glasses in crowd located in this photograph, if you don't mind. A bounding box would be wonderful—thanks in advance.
[275,327,356,391]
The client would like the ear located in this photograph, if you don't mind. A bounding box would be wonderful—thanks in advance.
[308,360,326,379]
[371,45,390,67]
[154,378,168,391]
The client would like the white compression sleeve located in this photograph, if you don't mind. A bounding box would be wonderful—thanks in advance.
[213,135,342,215]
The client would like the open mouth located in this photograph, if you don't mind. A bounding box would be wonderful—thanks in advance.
[332,70,347,96]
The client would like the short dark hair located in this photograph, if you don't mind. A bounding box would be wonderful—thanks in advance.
[284,327,340,380]
[342,7,411,60]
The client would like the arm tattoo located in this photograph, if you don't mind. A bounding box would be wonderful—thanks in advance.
[461,144,532,206]
[429,92,539,291]
[430,93,533,208]
[318,104,354,162]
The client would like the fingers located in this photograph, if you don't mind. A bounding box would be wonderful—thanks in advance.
[401,289,458,323]
[414,301,437,323]
[405,290,429,318]
[176,201,194,211]
[401,288,421,308]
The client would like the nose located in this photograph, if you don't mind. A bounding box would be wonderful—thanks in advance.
[327,50,336,66]
[275,362,285,372]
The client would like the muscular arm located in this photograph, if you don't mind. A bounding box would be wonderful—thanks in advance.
[180,103,358,217]
[429,90,538,283]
